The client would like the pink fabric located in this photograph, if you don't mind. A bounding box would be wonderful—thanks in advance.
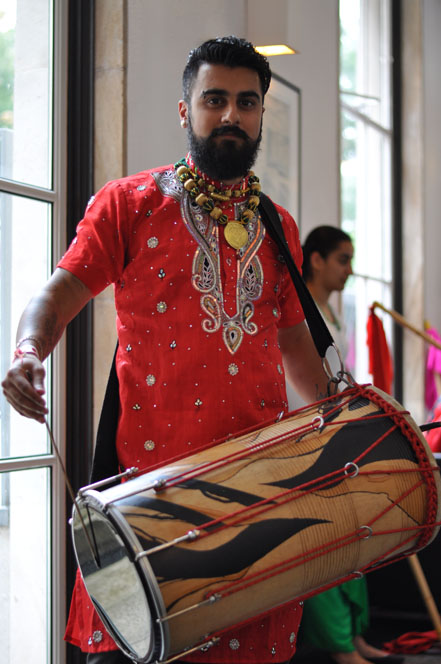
[425,326,441,410]
[424,399,441,452]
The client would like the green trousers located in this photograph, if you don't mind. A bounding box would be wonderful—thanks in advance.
[300,577,369,653]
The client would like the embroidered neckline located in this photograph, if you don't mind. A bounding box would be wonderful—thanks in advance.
[174,156,262,250]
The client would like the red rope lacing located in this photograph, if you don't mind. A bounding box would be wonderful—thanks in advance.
[362,385,440,549]
[185,384,439,602]
[145,383,440,606]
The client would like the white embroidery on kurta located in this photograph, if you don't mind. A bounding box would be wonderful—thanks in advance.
[152,168,182,201]
[154,169,266,354]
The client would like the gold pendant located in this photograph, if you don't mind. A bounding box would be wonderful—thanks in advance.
[224,222,249,250]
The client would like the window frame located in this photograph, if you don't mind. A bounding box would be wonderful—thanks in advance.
[64,1,95,662]
[0,1,95,662]
[0,1,68,662]
[338,0,401,396]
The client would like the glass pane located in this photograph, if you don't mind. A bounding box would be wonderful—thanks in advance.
[341,109,392,282]
[0,192,52,458]
[343,275,393,384]
[340,0,391,129]
[0,467,50,663]
[340,0,393,386]
[0,0,52,188]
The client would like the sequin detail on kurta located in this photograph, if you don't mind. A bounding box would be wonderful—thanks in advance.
[60,163,305,662]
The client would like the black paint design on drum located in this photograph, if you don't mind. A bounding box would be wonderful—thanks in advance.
[120,480,275,529]
[146,516,329,583]
[177,478,271,506]
[348,396,371,410]
[120,495,226,527]
[266,410,417,490]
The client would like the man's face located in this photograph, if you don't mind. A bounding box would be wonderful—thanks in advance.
[178,63,264,183]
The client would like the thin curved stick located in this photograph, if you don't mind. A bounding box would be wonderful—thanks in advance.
[372,301,441,351]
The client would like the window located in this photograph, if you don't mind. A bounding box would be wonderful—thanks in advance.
[0,1,67,662]
[339,0,393,382]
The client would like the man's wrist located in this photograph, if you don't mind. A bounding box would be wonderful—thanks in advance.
[16,335,43,361]
[13,345,41,363]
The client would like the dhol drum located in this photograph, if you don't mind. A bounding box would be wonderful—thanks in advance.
[71,383,441,663]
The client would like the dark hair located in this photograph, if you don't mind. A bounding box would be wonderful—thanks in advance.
[302,225,352,281]
[182,36,272,102]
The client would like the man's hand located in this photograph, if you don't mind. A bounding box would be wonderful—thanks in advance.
[1,267,93,424]
[2,353,48,423]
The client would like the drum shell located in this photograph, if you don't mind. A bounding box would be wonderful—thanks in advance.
[74,385,441,660]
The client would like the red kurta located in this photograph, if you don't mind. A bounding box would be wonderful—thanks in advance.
[61,163,305,662]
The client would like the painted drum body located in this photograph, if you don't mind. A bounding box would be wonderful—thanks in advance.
[72,384,441,663]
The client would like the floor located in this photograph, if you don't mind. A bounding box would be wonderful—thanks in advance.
[292,608,441,664]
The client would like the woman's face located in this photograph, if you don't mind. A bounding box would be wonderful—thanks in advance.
[316,240,354,292]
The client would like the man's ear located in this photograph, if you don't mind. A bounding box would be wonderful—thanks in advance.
[178,100,189,128]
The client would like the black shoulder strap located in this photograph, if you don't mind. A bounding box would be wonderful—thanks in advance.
[258,193,335,359]
[90,344,120,482]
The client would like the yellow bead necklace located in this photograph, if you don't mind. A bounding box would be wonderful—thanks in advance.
[174,158,261,250]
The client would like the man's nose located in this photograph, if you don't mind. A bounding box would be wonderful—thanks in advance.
[221,102,240,124]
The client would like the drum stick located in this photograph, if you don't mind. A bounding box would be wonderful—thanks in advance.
[372,302,441,351]
[408,553,441,641]
[45,417,101,567]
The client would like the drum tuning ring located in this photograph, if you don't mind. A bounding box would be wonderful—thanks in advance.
[199,637,221,653]
[311,415,324,430]
[357,525,373,539]
[208,593,222,604]
[338,370,356,387]
[352,570,365,579]
[187,529,200,541]
[344,462,359,477]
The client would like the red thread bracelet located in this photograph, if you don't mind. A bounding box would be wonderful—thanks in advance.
[13,347,40,362]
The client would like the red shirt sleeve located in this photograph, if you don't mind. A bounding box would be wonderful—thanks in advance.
[57,180,132,296]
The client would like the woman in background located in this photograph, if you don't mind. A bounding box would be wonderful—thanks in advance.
[298,226,402,664]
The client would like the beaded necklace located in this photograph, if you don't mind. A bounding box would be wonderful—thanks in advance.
[174,157,262,250]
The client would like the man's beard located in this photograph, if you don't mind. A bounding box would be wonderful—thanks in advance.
[187,119,262,182]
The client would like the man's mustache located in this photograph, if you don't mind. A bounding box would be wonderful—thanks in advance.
[210,126,250,141]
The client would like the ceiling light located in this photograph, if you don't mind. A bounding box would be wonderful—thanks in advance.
[255,44,297,56]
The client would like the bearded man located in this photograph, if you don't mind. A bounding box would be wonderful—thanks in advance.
[2,36,329,664]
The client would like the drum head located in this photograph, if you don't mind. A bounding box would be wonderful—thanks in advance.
[72,501,162,662]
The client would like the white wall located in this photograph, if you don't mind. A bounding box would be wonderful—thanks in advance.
[127,0,247,171]
[423,0,441,332]
[280,0,340,235]
[126,0,340,240]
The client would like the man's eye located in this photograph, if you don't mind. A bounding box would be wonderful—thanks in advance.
[206,97,223,105]
[239,99,256,107]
